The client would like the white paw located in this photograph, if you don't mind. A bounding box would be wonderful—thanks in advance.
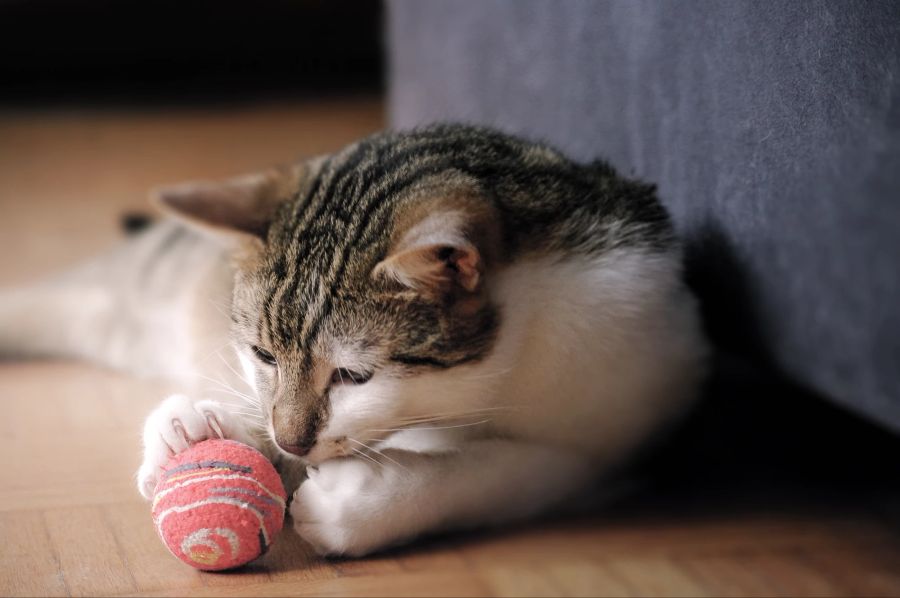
[290,457,403,556]
[136,394,251,499]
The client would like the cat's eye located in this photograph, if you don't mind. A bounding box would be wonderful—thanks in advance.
[330,368,372,385]
[251,345,277,367]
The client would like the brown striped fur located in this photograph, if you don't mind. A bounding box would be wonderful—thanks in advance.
[152,125,675,453]
[2,126,708,556]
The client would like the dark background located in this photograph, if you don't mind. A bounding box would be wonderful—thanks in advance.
[0,0,383,105]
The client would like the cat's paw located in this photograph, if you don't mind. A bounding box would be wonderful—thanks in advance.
[290,457,405,556]
[136,394,248,499]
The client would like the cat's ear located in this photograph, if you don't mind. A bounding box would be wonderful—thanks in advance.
[150,163,311,240]
[374,202,501,301]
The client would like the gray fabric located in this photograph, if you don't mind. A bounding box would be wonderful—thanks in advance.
[387,0,900,431]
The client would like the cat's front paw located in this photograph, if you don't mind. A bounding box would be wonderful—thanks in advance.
[290,456,406,556]
[136,394,249,499]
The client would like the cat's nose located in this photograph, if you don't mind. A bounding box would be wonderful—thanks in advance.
[276,440,313,457]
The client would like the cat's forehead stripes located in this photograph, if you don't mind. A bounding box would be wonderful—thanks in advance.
[252,124,672,366]
[260,142,373,346]
[273,146,386,353]
[257,128,526,357]
[259,140,396,345]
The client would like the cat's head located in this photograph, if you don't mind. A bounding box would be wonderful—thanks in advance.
[153,127,535,464]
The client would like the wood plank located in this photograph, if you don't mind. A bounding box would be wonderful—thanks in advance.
[678,555,782,597]
[604,557,710,597]
[478,566,566,597]
[265,525,341,583]
[124,571,490,597]
[103,501,206,594]
[0,362,157,513]
[802,546,900,597]
[739,552,842,597]
[0,510,68,597]
[544,560,635,597]
[451,514,871,568]
[44,506,137,597]
[393,541,471,574]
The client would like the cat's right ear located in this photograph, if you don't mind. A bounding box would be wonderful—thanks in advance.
[150,162,315,241]
[373,198,503,306]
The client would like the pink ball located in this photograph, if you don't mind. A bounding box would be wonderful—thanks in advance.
[151,439,286,571]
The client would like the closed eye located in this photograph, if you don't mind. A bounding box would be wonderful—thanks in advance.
[331,368,372,385]
[251,345,277,367]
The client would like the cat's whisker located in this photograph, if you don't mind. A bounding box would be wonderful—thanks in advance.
[232,419,266,430]
[205,390,262,411]
[223,411,265,423]
[399,406,516,418]
[394,408,512,426]
[195,373,242,393]
[221,405,264,416]
[208,400,264,419]
[233,414,264,423]
[367,419,491,433]
[206,298,232,319]
[214,350,256,393]
[350,447,384,471]
[205,386,260,402]
[347,438,409,473]
[218,400,262,413]
[195,339,239,366]
[195,374,258,404]
[460,366,516,381]
[227,420,266,430]
[397,412,479,422]
[213,397,265,418]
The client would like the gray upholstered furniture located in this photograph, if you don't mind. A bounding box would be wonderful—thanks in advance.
[386,1,900,432]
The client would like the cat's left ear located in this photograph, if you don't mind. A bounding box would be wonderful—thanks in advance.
[150,163,313,240]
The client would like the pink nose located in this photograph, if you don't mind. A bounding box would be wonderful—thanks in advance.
[276,441,313,457]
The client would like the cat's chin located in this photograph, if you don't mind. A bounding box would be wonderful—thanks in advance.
[290,443,350,467]
[270,443,312,466]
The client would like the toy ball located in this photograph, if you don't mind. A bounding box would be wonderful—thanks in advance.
[151,439,286,571]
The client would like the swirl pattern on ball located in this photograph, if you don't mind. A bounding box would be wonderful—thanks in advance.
[151,439,286,570]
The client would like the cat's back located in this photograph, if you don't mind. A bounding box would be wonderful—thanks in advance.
[314,124,678,264]
[356,126,708,457]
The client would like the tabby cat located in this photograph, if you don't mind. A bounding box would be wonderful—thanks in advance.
[0,124,708,556]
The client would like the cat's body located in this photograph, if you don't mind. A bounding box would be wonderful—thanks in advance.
[0,125,708,556]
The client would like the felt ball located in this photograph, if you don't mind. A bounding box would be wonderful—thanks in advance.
[151,439,286,571]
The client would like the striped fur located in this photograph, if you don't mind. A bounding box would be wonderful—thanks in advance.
[219,125,678,453]
[1,124,709,555]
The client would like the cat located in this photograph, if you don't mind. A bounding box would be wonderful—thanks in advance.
[0,124,708,556]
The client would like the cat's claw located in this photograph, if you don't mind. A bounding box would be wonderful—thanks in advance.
[136,394,245,499]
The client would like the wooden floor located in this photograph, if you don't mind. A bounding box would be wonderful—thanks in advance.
[2,97,900,597]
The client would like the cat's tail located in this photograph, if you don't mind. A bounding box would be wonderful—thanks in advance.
[0,279,120,364]
[0,220,231,380]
